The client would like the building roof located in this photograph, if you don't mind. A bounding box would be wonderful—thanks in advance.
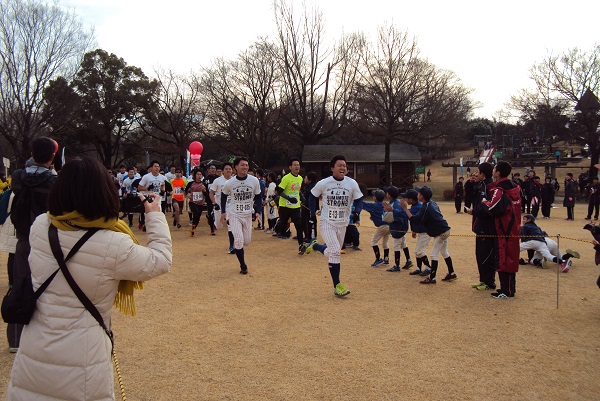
[576,88,600,112]
[302,144,421,163]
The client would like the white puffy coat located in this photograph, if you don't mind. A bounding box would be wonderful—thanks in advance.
[7,211,172,401]
[0,192,17,253]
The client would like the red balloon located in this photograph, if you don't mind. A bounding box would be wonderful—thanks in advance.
[189,141,203,155]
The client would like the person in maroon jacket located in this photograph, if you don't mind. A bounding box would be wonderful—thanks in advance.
[481,161,522,299]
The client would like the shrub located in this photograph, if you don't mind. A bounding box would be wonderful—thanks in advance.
[420,153,432,166]
[443,189,454,200]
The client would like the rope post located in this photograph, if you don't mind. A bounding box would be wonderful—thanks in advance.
[556,234,560,310]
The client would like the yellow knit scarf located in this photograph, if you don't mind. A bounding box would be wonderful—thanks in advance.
[47,210,143,316]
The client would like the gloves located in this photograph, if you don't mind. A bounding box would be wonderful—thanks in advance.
[287,196,298,204]
[213,204,220,211]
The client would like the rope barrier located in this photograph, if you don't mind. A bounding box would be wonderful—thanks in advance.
[113,350,127,400]
[352,226,596,244]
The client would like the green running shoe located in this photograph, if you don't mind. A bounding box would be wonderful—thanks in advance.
[305,239,318,254]
[334,283,351,297]
[566,249,580,259]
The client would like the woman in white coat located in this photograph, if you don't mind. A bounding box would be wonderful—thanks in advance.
[0,191,21,352]
[7,157,172,401]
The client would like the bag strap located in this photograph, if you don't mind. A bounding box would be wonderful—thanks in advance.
[47,225,113,348]
[33,226,99,299]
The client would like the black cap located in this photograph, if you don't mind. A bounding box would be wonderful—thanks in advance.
[400,189,419,201]
[415,186,433,201]
[523,213,535,221]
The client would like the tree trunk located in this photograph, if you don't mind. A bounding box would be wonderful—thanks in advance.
[384,138,391,186]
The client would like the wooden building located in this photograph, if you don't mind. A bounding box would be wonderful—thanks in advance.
[302,144,421,190]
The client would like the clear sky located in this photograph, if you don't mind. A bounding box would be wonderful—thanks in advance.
[64,0,600,119]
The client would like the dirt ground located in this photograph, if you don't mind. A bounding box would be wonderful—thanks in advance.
[2,160,600,400]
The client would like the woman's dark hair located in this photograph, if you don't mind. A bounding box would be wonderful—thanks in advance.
[267,172,277,182]
[48,157,120,221]
[306,171,317,182]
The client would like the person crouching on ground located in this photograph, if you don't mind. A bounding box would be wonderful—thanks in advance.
[519,213,579,272]
[397,186,456,284]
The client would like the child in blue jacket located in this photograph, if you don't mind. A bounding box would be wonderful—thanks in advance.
[360,189,390,266]
[383,186,413,271]
[397,186,457,284]
[399,189,432,276]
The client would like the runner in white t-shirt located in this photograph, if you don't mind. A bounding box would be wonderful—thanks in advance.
[305,155,364,297]
[138,160,168,231]
[220,157,261,274]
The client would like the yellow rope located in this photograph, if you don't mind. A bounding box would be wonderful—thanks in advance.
[353,226,596,244]
[113,350,127,401]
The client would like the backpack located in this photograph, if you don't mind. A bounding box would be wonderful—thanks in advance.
[0,189,11,225]
[10,170,53,238]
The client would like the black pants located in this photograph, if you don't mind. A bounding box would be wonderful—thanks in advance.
[476,236,497,287]
[6,252,15,286]
[498,271,516,296]
[587,201,599,219]
[531,202,540,218]
[276,207,303,245]
[301,208,316,242]
[567,206,574,220]
[189,202,203,227]
[541,202,551,218]
[344,225,360,247]
[206,202,216,232]
[455,197,462,213]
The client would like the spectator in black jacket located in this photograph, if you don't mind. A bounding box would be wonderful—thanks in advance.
[454,177,464,213]
[585,177,600,220]
[530,176,542,218]
[541,177,555,218]
[564,173,576,220]
[466,162,497,291]
[520,174,530,213]
[464,172,477,209]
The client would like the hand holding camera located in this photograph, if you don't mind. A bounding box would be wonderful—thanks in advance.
[142,193,160,213]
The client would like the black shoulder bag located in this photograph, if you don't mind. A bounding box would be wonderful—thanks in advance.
[1,226,98,324]
[47,225,114,350]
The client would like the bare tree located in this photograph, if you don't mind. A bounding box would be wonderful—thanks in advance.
[352,24,473,184]
[529,45,600,175]
[0,0,94,166]
[202,38,286,167]
[139,68,205,166]
[273,0,362,146]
